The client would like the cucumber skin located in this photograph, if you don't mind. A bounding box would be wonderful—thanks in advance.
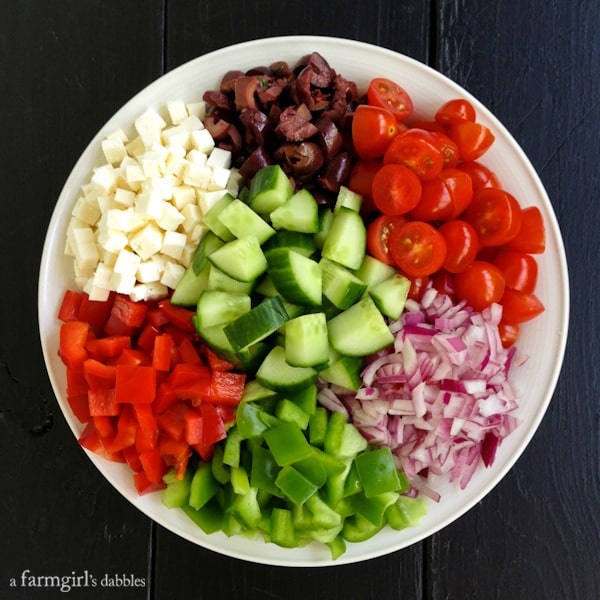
[321,207,366,270]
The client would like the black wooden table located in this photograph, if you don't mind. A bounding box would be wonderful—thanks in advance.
[2,1,598,599]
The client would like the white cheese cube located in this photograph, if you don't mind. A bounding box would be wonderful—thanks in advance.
[106,207,144,232]
[180,114,205,132]
[91,262,113,289]
[114,248,142,277]
[164,153,187,179]
[197,189,228,213]
[72,196,102,226]
[110,271,137,295]
[107,128,129,143]
[171,185,196,210]
[101,137,127,165]
[227,167,244,196]
[70,228,100,273]
[85,280,111,302]
[129,223,163,260]
[180,242,198,268]
[207,147,232,169]
[211,165,231,189]
[156,202,185,231]
[130,281,168,302]
[135,190,164,221]
[136,260,161,283]
[125,136,146,158]
[135,109,167,148]
[96,195,119,214]
[167,100,188,125]
[189,222,208,244]
[141,155,164,179]
[186,101,207,120]
[152,176,175,200]
[91,164,119,195]
[97,228,129,254]
[113,187,136,208]
[125,164,146,186]
[190,128,215,154]
[100,250,118,268]
[186,149,209,166]
[182,161,212,188]
[161,125,191,150]
[161,230,187,260]
[160,261,185,289]
[181,203,203,233]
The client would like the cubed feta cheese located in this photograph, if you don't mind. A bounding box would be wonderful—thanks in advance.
[197,189,228,213]
[135,190,164,221]
[186,149,209,166]
[161,125,191,150]
[110,271,137,295]
[166,100,188,125]
[113,248,142,277]
[161,230,187,260]
[113,187,136,208]
[190,128,214,154]
[207,147,232,169]
[180,114,205,132]
[97,228,129,254]
[210,165,231,189]
[130,281,168,302]
[125,136,146,158]
[106,207,144,232]
[156,202,185,231]
[91,164,119,195]
[186,101,207,120]
[135,109,167,148]
[84,280,112,302]
[160,261,185,289]
[181,203,203,233]
[182,161,212,188]
[72,196,102,226]
[125,164,146,186]
[101,137,127,165]
[129,223,163,260]
[171,185,196,210]
[91,262,113,289]
[136,259,161,283]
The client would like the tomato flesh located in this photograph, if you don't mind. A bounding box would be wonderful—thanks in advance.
[383,129,445,181]
[500,288,545,324]
[367,77,414,121]
[371,163,422,216]
[352,104,399,160]
[507,205,546,254]
[366,214,409,265]
[450,121,495,162]
[493,250,538,293]
[453,260,506,312]
[435,98,477,126]
[438,219,479,274]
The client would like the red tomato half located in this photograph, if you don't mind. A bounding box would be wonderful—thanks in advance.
[500,288,545,324]
[458,161,501,192]
[384,129,445,181]
[430,131,460,168]
[410,177,454,221]
[498,321,520,348]
[439,219,479,273]
[507,205,546,254]
[435,98,477,126]
[348,158,382,214]
[366,214,409,265]
[465,187,522,247]
[367,77,414,122]
[371,163,422,216]
[450,121,495,162]
[352,105,400,160]
[493,250,538,293]
[453,260,506,312]
[388,220,447,278]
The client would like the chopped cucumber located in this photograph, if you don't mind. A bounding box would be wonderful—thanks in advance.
[208,236,267,282]
[319,355,364,392]
[247,164,294,216]
[217,198,276,244]
[267,249,322,306]
[354,255,397,289]
[262,230,317,258]
[369,274,411,320]
[334,186,363,213]
[203,193,236,241]
[314,207,334,250]
[207,265,256,294]
[321,207,366,270]
[256,346,317,393]
[195,290,251,329]
[327,296,394,356]
[284,312,329,368]
[320,257,368,309]
[270,188,319,233]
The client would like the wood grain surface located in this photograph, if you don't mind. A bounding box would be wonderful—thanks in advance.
[1,1,597,598]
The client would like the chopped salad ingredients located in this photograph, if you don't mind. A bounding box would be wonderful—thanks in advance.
[55,51,548,559]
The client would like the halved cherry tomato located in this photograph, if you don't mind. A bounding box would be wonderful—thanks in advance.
[384,129,445,181]
[367,77,413,122]
[435,98,477,126]
[366,214,409,265]
[410,177,454,221]
[407,276,430,302]
[493,250,538,293]
[500,288,545,324]
[453,260,506,311]
[458,161,501,192]
[498,321,520,348]
[444,168,474,218]
[348,158,382,215]
[450,121,495,161]
[438,219,479,273]
[371,163,422,215]
[388,220,447,278]
[430,131,460,168]
[465,187,522,246]
[352,105,399,160]
[507,205,546,254]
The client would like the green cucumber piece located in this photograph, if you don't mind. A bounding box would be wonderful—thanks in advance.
[269,188,319,233]
[203,193,236,241]
[327,296,394,356]
[262,230,316,258]
[207,265,256,294]
[321,206,366,270]
[247,164,294,216]
[217,198,276,244]
[208,236,267,282]
[170,232,224,306]
[320,257,368,309]
[354,255,397,289]
[319,355,364,391]
[284,312,329,368]
[334,186,363,213]
[267,248,322,306]
[195,290,251,329]
[314,207,334,250]
[256,346,317,393]
[369,274,411,320]
[224,296,289,352]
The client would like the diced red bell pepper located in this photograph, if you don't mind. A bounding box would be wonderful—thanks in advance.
[167,363,211,402]
[204,347,236,372]
[114,364,156,404]
[184,409,204,445]
[147,307,170,329]
[67,393,90,423]
[135,424,158,454]
[59,321,89,369]
[177,336,203,365]
[159,434,191,479]
[83,359,117,390]
[138,446,168,484]
[111,294,149,328]
[133,470,165,495]
[157,299,196,332]
[66,367,88,396]
[58,290,85,322]
[88,387,119,417]
[123,445,143,474]
[152,333,174,372]
[208,370,246,406]
[86,335,131,361]
[115,348,152,367]
[136,323,160,354]
[78,421,125,463]
[78,293,114,332]
[153,382,179,415]
[91,415,116,440]
[104,405,138,453]
[157,402,187,441]
[200,403,227,446]
[133,403,158,435]
[192,441,215,462]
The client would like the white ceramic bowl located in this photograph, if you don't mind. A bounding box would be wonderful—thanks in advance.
[38,36,569,566]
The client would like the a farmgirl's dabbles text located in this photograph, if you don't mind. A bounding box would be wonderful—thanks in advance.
[57,52,545,558]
